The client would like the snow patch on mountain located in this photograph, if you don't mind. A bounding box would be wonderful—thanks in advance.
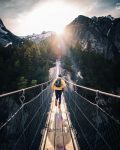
[0,27,8,34]
[4,42,12,48]
[0,19,22,47]
[26,32,54,43]
[106,15,114,20]
[66,15,120,59]
[77,71,83,79]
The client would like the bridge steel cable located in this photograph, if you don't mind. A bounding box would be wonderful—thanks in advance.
[64,79,120,150]
[12,88,49,148]
[0,80,53,150]
[29,94,51,150]
[64,78,120,99]
[66,90,92,150]
[0,80,52,131]
[74,90,120,149]
[74,91,120,125]
[70,91,112,150]
[64,78,120,123]
[0,79,52,98]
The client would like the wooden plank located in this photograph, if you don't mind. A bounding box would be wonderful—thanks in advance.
[40,95,54,150]
[54,106,64,150]
[63,97,80,150]
[42,93,79,150]
[44,95,56,150]
[61,97,74,150]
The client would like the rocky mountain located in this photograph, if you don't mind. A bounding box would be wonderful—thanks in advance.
[25,31,56,43]
[65,15,120,59]
[0,19,22,47]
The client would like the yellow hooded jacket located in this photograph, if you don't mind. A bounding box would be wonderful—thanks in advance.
[51,78,66,91]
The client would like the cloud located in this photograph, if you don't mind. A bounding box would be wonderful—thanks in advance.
[87,0,120,17]
[64,0,119,17]
[0,0,119,19]
[0,0,42,18]
[0,0,119,36]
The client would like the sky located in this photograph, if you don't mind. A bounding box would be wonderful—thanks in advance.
[0,0,120,36]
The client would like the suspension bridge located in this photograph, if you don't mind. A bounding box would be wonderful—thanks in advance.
[0,64,120,150]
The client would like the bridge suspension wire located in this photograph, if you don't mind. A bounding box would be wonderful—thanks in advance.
[64,79,120,150]
[64,78,120,124]
[74,91,120,125]
[64,78,120,99]
[13,87,51,150]
[0,79,52,98]
[71,92,112,149]
[0,80,51,131]
[0,80,52,150]
[67,92,92,150]
[29,97,50,150]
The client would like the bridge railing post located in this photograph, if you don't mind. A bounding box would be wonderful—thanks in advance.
[19,89,25,105]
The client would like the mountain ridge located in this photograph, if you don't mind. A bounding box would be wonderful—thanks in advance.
[0,15,120,59]
[65,15,120,59]
[0,18,22,47]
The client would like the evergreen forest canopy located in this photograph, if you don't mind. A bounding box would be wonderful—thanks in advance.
[0,33,120,95]
[63,43,120,94]
[0,39,55,94]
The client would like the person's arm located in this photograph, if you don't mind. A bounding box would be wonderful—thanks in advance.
[61,79,66,90]
[51,80,55,90]
[63,80,66,87]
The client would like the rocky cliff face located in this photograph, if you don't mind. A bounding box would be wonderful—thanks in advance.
[65,15,120,59]
[0,19,21,47]
[25,31,56,43]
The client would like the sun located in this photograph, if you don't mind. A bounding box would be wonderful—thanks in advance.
[54,27,65,35]
[15,1,81,35]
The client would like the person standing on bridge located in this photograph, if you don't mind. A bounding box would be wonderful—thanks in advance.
[51,74,66,109]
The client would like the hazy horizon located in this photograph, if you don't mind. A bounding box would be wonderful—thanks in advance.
[0,0,120,36]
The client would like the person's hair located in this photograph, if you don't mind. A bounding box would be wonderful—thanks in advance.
[58,74,62,77]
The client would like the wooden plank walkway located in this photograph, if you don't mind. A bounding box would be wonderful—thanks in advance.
[40,93,79,150]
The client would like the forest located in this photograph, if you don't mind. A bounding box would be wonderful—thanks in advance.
[0,39,55,94]
[63,43,120,94]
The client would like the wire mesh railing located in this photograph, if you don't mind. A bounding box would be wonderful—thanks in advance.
[0,80,53,150]
[64,79,120,150]
[1,76,120,150]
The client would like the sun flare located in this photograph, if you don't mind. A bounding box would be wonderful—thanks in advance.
[54,27,65,35]
[15,1,81,35]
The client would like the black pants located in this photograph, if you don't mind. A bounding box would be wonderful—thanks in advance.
[55,90,62,105]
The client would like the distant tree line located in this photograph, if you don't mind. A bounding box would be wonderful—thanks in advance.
[63,43,120,94]
[0,39,55,94]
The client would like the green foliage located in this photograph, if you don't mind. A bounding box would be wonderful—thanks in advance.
[78,51,114,90]
[17,76,28,89]
[62,56,73,73]
[0,39,55,93]
[31,80,37,86]
[66,45,120,93]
